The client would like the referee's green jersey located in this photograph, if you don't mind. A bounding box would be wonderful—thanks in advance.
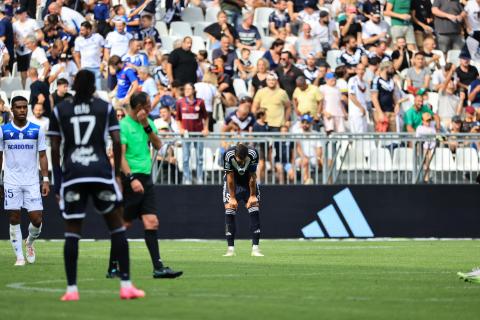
[120,115,158,175]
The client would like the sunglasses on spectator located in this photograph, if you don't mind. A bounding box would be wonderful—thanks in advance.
[117,113,126,119]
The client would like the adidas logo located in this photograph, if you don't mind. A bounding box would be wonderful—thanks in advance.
[302,188,374,238]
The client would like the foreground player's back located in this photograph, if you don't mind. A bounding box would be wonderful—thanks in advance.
[49,97,119,184]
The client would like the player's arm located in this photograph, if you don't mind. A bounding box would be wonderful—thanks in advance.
[226,171,237,208]
[39,150,50,196]
[110,130,122,178]
[50,135,61,195]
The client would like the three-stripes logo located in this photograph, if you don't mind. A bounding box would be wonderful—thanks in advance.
[302,188,374,238]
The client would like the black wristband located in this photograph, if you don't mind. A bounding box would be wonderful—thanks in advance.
[126,173,135,182]
[144,125,153,134]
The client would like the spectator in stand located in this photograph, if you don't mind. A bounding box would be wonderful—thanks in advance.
[250,58,269,96]
[235,48,255,81]
[340,35,368,70]
[436,67,464,129]
[262,39,284,70]
[13,7,41,87]
[295,114,322,185]
[384,0,417,51]
[456,53,479,93]
[212,35,237,77]
[51,78,72,106]
[0,38,9,76]
[220,0,243,28]
[276,51,303,98]
[195,72,218,132]
[432,0,466,52]
[320,72,347,134]
[29,104,50,132]
[47,2,85,36]
[276,27,297,56]
[236,11,262,51]
[136,13,161,43]
[348,63,370,133]
[404,92,440,132]
[252,108,268,183]
[167,36,198,85]
[391,36,413,72]
[462,106,477,132]
[25,35,50,82]
[0,97,10,125]
[123,39,149,67]
[411,0,434,51]
[311,10,338,55]
[28,68,52,117]
[48,53,78,91]
[74,21,105,91]
[153,54,170,89]
[274,125,295,185]
[223,97,255,132]
[108,55,139,106]
[154,105,179,133]
[293,76,322,128]
[269,0,291,37]
[302,54,321,85]
[0,4,14,74]
[204,11,238,50]
[363,0,382,21]
[176,83,209,184]
[416,113,436,183]
[364,56,380,85]
[405,52,431,90]
[422,36,442,71]
[164,0,186,27]
[432,62,456,92]
[295,23,322,61]
[368,40,392,63]
[125,0,153,35]
[94,0,112,37]
[104,18,133,64]
[362,9,390,47]
[371,61,399,132]
[252,72,291,131]
[338,6,362,46]
[138,66,161,117]
[468,73,480,109]
[297,0,320,27]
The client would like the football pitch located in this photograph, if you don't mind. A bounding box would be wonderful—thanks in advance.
[0,239,479,320]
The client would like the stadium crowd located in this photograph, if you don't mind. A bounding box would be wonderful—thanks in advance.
[0,0,480,184]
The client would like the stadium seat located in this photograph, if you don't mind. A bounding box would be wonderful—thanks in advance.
[1,77,22,97]
[193,22,211,40]
[233,78,248,97]
[169,21,193,38]
[253,8,274,35]
[392,147,415,171]
[455,147,480,171]
[181,7,204,23]
[369,148,393,171]
[191,36,206,53]
[427,92,439,114]
[205,7,220,23]
[431,50,446,67]
[338,144,368,171]
[96,90,110,102]
[11,90,30,102]
[446,49,461,65]
[430,148,456,171]
[249,50,265,66]
[155,21,169,37]
[203,147,215,171]
[10,62,18,78]
[401,94,415,113]
[262,36,274,50]
[160,36,178,52]
[0,90,9,107]
[326,50,342,70]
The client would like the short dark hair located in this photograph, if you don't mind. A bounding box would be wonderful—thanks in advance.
[73,70,96,104]
[11,96,28,107]
[235,143,249,161]
[271,39,285,50]
[57,78,69,86]
[80,21,92,30]
[130,91,149,109]
[414,52,425,58]
[108,55,122,66]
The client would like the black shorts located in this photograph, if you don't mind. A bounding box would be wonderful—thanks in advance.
[122,173,157,221]
[16,53,31,72]
[222,182,260,206]
[60,182,122,220]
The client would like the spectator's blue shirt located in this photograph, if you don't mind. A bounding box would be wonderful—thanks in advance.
[469,79,480,105]
[236,24,261,47]
[136,26,162,43]
[94,3,110,21]
[116,67,138,99]
[4,4,13,18]
[122,52,149,67]
[126,9,140,34]
[263,50,278,70]
[268,10,291,29]
[0,17,14,54]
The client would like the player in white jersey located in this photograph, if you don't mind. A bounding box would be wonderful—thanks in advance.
[0,96,50,266]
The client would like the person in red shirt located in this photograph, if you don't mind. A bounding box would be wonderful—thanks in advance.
[176,83,209,184]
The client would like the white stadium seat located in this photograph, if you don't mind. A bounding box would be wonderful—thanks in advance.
[456,148,480,171]
[446,49,461,65]
[369,148,393,172]
[155,21,169,37]
[191,36,206,53]
[253,8,274,35]
[169,21,193,38]
[181,7,204,23]
[1,77,23,97]
[392,148,415,171]
[205,7,220,23]
[326,50,342,70]
[430,148,456,171]
[233,78,248,97]
[11,90,30,101]
[160,36,178,53]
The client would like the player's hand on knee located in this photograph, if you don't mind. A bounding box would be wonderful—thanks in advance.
[247,196,258,208]
[131,179,144,193]
[227,198,238,210]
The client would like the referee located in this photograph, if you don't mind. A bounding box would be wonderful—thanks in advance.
[107,91,182,279]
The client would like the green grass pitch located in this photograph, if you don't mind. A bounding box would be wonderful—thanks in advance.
[0,239,480,320]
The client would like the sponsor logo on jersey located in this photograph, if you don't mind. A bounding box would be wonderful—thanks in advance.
[97,190,117,202]
[7,144,34,150]
[64,191,81,203]
[71,146,100,166]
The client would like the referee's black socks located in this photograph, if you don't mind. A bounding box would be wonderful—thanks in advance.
[145,230,163,269]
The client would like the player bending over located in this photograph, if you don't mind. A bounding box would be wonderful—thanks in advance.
[223,143,263,257]
[49,70,144,301]
[0,96,50,266]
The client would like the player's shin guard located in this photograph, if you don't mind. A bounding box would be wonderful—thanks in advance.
[225,209,236,247]
[111,227,130,281]
[248,206,261,246]
[64,233,80,286]
[144,230,163,269]
[26,223,42,246]
[10,224,23,259]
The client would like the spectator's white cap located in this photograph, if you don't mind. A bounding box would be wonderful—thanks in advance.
[266,72,278,80]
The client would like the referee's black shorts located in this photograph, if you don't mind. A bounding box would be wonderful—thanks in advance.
[122,173,158,221]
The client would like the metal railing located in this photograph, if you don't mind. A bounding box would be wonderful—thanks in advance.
[151,132,480,185]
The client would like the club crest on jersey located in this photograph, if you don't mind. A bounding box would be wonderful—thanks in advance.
[9,132,13,137]
[19,133,23,140]
[71,146,99,166]
[231,158,250,175]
